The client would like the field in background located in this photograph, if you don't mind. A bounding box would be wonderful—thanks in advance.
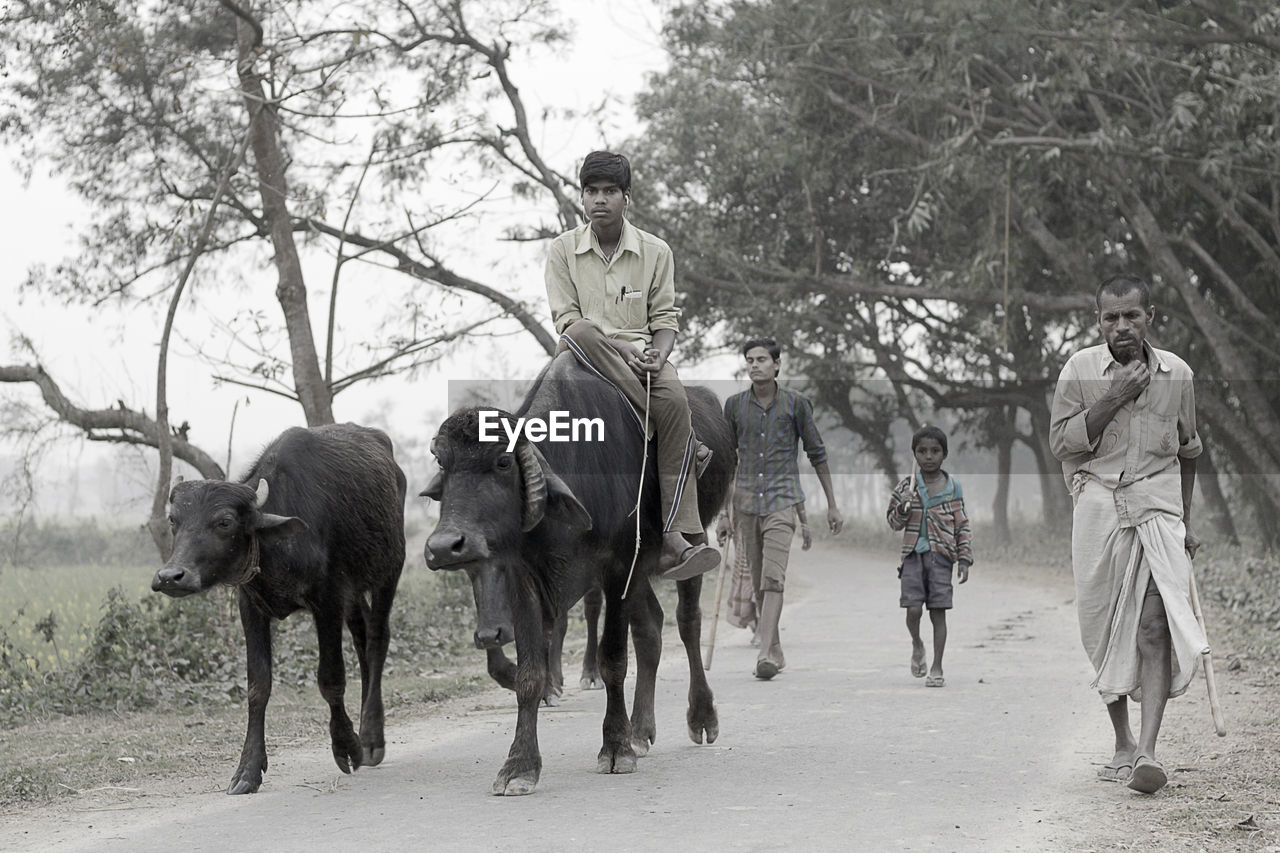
[2,562,154,675]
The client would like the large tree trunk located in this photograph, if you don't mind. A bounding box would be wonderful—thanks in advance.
[1025,398,1071,531]
[992,416,1012,547]
[232,3,334,426]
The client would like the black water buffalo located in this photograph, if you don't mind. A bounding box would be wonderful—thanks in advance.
[152,423,407,795]
[423,351,734,795]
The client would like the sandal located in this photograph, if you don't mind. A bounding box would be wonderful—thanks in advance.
[1127,755,1167,794]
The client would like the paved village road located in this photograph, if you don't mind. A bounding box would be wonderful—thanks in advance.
[3,541,1170,852]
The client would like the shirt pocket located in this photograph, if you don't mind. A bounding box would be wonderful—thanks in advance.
[605,268,648,331]
[772,412,796,444]
[1147,412,1179,458]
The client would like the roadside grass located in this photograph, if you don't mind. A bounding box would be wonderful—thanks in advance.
[0,556,494,807]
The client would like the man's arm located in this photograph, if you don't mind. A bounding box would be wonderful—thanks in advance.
[796,502,812,550]
[1178,365,1202,558]
[794,396,842,534]
[544,237,582,334]
[813,460,843,535]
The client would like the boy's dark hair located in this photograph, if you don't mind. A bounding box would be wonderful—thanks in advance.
[911,425,949,456]
[580,151,631,192]
[1096,273,1151,310]
[741,338,782,360]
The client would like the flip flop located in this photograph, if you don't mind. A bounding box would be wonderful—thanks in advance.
[911,648,926,678]
[1127,756,1167,794]
[1097,761,1133,782]
[660,543,720,581]
[925,675,945,688]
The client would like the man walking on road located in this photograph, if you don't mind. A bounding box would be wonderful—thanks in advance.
[1049,273,1208,794]
[721,338,843,680]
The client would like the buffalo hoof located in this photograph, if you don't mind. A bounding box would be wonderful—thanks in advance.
[688,719,719,745]
[331,742,362,775]
[226,767,262,795]
[227,760,265,795]
[597,746,638,774]
[580,673,602,690]
[493,775,538,796]
[542,692,560,708]
[364,746,386,767]
[688,705,719,745]
[630,736,651,758]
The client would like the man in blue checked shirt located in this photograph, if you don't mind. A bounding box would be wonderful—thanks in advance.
[719,338,843,680]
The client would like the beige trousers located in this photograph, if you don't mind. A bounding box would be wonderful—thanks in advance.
[557,319,702,536]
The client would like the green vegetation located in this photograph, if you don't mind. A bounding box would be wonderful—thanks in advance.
[0,524,495,805]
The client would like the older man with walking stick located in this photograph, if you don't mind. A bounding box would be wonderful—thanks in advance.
[1050,273,1210,794]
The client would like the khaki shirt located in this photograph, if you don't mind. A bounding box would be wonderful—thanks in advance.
[544,220,680,346]
[1049,342,1202,526]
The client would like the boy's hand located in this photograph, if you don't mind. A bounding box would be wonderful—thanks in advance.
[715,515,731,547]
[827,506,844,535]
[957,561,970,584]
[632,347,667,376]
[801,522,812,550]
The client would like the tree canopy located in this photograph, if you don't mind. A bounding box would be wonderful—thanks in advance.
[634,0,1280,539]
[1,0,592,553]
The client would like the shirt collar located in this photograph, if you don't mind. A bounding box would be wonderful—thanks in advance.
[574,219,640,258]
[1099,341,1170,375]
[748,381,781,410]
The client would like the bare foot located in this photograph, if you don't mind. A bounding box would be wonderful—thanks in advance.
[910,642,926,677]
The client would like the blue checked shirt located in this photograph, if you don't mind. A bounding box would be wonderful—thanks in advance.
[724,385,829,517]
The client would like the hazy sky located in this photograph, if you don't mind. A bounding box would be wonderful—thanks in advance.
[0,2,755,516]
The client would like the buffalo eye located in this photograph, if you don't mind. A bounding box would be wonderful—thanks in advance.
[495,453,514,472]
[168,515,177,533]
[215,516,235,532]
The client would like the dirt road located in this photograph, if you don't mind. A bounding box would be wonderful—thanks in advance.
[0,541,1232,852]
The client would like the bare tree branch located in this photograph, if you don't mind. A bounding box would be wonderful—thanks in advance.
[0,364,224,479]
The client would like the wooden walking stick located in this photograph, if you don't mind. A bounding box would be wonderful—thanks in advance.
[1187,561,1227,737]
[703,515,731,671]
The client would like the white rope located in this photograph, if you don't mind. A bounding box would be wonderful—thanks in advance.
[622,369,651,600]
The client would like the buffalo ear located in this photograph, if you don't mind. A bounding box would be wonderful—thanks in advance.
[255,512,308,538]
[420,471,444,501]
[544,470,592,532]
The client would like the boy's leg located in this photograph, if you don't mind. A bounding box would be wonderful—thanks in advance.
[927,609,947,682]
[753,507,795,680]
[905,605,925,677]
[557,321,716,579]
[738,514,765,646]
[648,366,719,578]
[900,553,927,677]
[923,552,955,685]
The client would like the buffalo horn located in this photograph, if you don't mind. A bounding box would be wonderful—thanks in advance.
[517,442,547,532]
[254,478,269,509]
